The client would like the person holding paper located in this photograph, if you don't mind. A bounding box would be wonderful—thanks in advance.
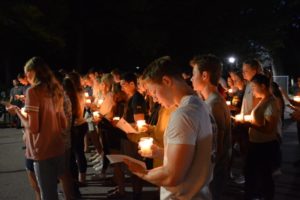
[104,72,147,199]
[125,56,214,200]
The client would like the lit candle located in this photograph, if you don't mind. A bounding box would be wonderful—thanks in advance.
[113,116,120,121]
[226,101,231,106]
[97,98,104,106]
[243,115,252,122]
[85,99,91,104]
[138,137,153,157]
[137,120,146,132]
[293,96,300,102]
[235,114,244,122]
[20,107,28,118]
[84,92,89,97]
[92,111,100,118]
[228,89,233,94]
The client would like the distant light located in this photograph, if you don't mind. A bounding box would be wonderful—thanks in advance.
[136,66,140,70]
[228,57,236,63]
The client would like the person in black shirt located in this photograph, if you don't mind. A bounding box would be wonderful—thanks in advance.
[107,72,147,199]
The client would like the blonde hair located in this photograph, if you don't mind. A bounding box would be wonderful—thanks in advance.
[24,57,64,111]
[101,73,114,91]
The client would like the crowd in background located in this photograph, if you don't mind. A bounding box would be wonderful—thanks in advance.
[1,55,300,200]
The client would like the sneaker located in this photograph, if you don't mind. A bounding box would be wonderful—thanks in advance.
[94,164,103,171]
[89,153,100,162]
[93,161,103,169]
[91,173,106,181]
[91,156,102,164]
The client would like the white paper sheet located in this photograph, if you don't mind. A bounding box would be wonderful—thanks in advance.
[115,118,138,134]
[106,154,146,170]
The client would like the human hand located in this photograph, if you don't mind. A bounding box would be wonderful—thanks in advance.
[138,143,162,158]
[124,159,147,177]
[6,105,19,115]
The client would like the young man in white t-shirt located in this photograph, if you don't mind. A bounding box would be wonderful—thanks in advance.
[125,56,214,200]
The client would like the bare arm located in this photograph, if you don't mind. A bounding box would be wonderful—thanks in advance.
[250,114,279,134]
[126,143,194,187]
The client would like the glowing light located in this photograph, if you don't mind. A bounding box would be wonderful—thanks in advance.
[138,137,153,157]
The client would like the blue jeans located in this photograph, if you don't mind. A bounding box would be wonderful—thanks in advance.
[33,154,65,200]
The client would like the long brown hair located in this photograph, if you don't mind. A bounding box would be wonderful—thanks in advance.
[63,78,81,119]
[24,57,64,110]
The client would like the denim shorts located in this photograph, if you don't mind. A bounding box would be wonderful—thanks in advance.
[33,154,65,200]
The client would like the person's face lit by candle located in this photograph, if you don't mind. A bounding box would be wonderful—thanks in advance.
[242,64,258,82]
[145,80,174,108]
[251,82,265,99]
[191,65,207,94]
[24,69,36,86]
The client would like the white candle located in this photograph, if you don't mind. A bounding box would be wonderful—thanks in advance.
[92,111,100,118]
[235,114,244,122]
[138,137,153,157]
[98,99,104,106]
[21,107,28,118]
[226,101,231,106]
[113,116,120,121]
[243,115,252,122]
[293,96,300,102]
[85,99,91,104]
[137,120,146,132]
[84,92,89,97]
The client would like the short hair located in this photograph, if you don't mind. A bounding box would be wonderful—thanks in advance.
[190,54,222,86]
[251,74,270,89]
[142,56,182,84]
[243,58,262,73]
[121,72,137,86]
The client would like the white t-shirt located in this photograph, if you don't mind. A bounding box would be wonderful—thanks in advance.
[249,96,282,143]
[161,95,214,200]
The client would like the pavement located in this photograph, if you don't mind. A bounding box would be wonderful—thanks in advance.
[0,118,300,200]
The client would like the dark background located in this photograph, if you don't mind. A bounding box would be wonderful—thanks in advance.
[0,0,300,89]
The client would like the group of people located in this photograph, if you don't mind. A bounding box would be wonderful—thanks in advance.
[4,55,300,200]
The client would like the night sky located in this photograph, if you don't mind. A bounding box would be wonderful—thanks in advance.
[0,0,300,89]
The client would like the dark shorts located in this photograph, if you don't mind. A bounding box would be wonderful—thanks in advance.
[25,158,35,172]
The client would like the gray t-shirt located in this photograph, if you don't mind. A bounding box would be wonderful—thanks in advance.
[161,95,214,200]
[205,92,231,164]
